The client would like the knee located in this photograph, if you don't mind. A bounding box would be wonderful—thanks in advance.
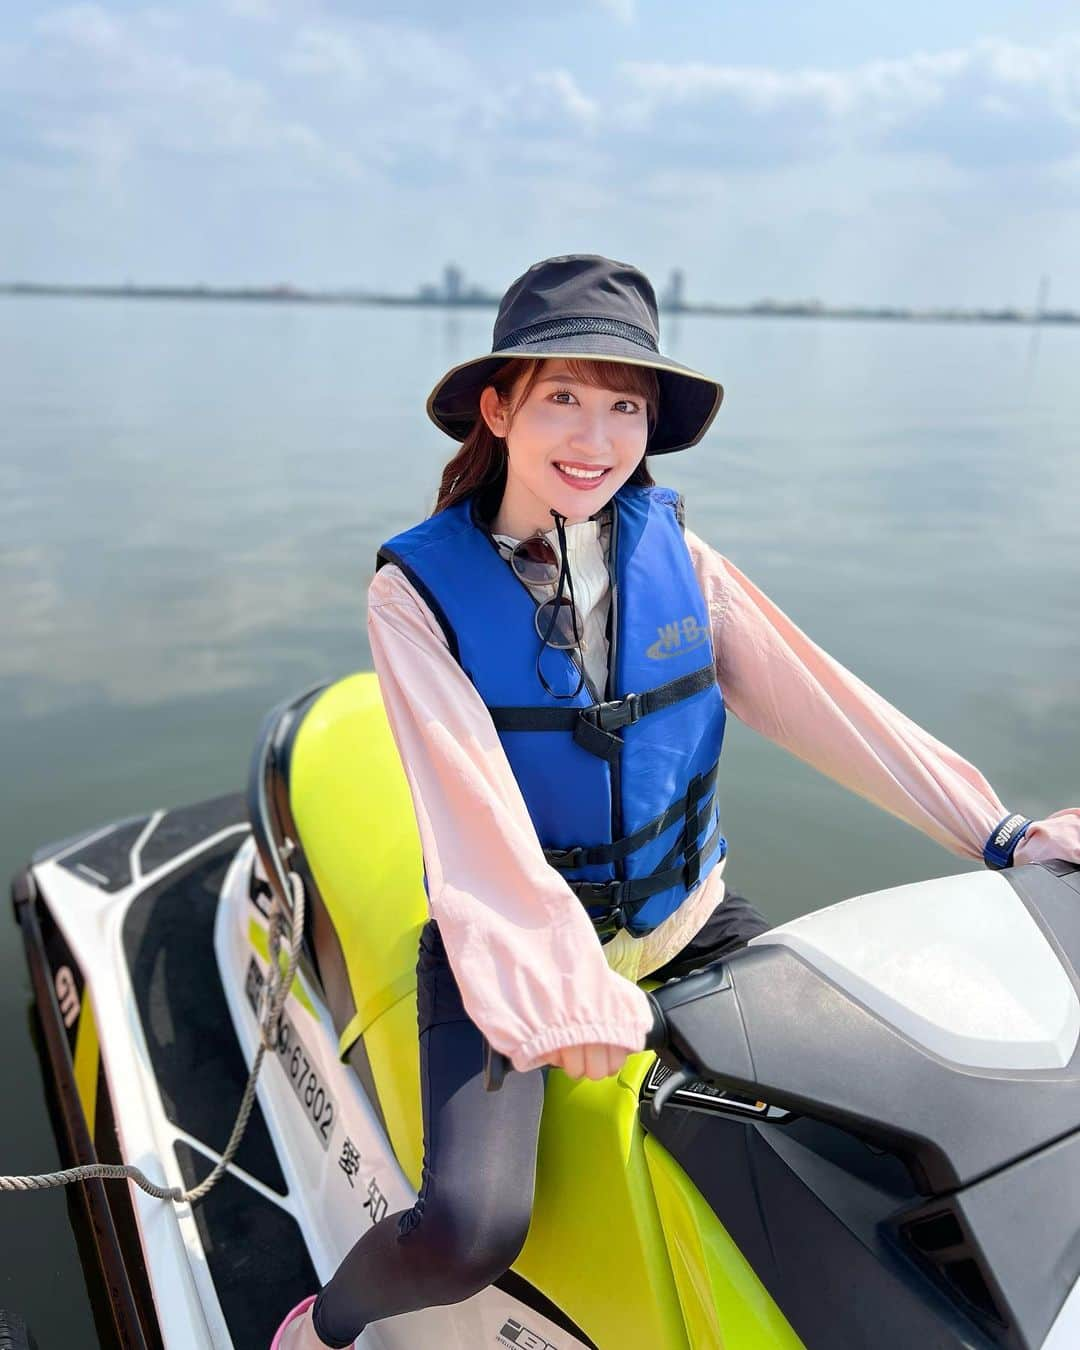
[411,1202,531,1298]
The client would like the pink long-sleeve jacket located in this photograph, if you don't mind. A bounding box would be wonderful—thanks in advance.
[368,524,1080,1074]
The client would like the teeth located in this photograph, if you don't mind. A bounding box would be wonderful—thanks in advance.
[556,463,607,480]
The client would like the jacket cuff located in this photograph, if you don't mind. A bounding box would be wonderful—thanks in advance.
[509,1018,650,1074]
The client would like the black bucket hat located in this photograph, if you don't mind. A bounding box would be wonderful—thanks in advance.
[425,254,724,455]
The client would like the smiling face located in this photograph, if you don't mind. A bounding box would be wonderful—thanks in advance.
[480,358,652,538]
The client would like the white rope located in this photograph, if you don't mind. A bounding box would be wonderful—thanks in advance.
[1,870,306,1207]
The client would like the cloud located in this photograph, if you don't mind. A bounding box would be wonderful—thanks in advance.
[24,9,1078,199]
[617,36,1080,170]
[25,4,367,179]
[226,0,278,18]
[283,19,474,98]
[285,24,371,82]
[519,70,599,132]
[279,17,504,174]
[4,7,1079,303]
[592,0,636,22]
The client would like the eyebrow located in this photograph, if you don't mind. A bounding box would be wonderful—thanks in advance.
[537,374,638,395]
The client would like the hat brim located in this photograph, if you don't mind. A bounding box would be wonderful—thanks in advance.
[425,334,724,455]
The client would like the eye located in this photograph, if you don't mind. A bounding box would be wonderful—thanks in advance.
[551,388,641,414]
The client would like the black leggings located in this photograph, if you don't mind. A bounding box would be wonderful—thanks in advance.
[310,892,770,1346]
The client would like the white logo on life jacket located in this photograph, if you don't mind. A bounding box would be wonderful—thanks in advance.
[646,616,709,660]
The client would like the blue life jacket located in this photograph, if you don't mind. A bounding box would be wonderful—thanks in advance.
[377,482,727,942]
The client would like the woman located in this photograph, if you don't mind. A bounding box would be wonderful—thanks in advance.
[272,255,1080,1348]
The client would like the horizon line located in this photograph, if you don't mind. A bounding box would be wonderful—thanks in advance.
[1,280,1077,326]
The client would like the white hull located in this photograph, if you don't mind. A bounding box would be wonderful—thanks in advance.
[30,818,590,1350]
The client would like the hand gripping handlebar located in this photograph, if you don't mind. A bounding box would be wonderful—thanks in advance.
[482,990,669,1092]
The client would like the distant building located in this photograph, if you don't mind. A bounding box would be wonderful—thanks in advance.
[662,268,686,311]
[443,264,463,302]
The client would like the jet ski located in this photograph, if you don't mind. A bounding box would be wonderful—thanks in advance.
[10,669,1080,1350]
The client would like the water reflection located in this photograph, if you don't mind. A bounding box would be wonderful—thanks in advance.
[2,300,1076,729]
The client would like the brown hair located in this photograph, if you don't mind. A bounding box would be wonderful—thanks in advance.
[432,357,659,516]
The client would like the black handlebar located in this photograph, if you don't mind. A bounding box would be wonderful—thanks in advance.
[645,989,669,1049]
[482,860,1080,1128]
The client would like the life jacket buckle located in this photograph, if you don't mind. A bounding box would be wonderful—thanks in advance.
[574,881,631,939]
[545,845,585,869]
[592,903,629,940]
[589,692,644,732]
[574,880,628,904]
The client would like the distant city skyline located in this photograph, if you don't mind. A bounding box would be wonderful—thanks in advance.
[2,4,1079,308]
[404,261,1071,320]
[6,266,1077,325]
[416,263,689,310]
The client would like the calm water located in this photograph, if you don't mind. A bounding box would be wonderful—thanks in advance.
[1,296,1078,1344]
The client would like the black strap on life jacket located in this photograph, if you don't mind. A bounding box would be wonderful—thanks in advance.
[488,663,721,939]
[571,814,726,943]
[488,664,716,763]
[543,762,720,871]
[551,768,722,941]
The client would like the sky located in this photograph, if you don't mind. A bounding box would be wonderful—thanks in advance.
[2,1,1080,308]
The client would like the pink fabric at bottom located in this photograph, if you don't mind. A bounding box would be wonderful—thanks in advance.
[270,1293,318,1350]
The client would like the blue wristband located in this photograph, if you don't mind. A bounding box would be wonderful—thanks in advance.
[983,813,1033,870]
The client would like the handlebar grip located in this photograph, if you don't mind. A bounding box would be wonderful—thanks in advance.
[643,990,668,1051]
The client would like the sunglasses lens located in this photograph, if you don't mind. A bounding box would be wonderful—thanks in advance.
[535,597,582,649]
[511,536,560,585]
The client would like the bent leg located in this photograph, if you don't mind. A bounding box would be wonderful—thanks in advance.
[311,980,546,1343]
